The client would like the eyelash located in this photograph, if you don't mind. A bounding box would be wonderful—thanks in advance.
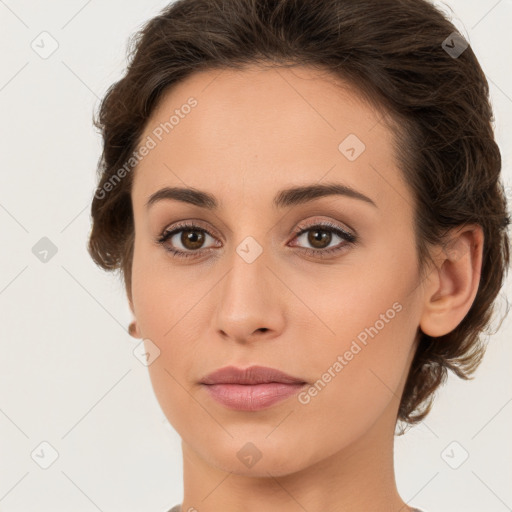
[156,220,357,260]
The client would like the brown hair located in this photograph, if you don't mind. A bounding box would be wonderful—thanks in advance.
[87,0,511,429]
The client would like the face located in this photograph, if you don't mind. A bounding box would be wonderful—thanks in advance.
[129,64,426,476]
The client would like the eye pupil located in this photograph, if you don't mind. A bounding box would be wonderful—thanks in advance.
[308,229,332,248]
[182,229,205,249]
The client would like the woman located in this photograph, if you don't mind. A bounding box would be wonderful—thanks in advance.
[87,0,510,510]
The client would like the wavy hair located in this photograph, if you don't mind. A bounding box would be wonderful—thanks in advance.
[87,0,511,429]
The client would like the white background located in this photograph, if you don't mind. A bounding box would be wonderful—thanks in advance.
[0,1,510,511]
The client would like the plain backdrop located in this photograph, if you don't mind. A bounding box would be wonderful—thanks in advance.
[0,1,511,511]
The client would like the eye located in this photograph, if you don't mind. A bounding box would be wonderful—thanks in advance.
[156,221,220,259]
[289,221,357,258]
[156,219,357,260]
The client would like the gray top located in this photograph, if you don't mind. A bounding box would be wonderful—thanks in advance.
[167,505,426,511]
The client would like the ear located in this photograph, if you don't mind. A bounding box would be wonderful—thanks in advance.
[419,224,484,337]
[127,294,142,339]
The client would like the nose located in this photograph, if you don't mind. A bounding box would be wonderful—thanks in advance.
[213,245,285,344]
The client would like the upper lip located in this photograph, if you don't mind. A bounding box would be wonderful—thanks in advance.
[200,365,306,385]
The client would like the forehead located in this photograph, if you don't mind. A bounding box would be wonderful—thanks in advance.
[131,64,410,216]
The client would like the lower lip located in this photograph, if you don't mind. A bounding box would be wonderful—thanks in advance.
[202,382,306,411]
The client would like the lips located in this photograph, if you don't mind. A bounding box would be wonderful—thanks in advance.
[200,365,306,385]
[200,365,307,411]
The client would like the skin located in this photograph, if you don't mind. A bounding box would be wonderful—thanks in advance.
[127,64,483,512]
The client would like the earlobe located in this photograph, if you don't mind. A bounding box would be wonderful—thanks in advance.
[127,292,142,338]
[128,320,142,338]
[419,224,484,337]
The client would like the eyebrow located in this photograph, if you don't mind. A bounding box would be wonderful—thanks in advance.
[145,182,377,210]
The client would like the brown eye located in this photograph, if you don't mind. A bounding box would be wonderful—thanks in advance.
[306,228,333,249]
[291,221,357,258]
[179,229,206,250]
[156,220,357,261]
[157,222,220,259]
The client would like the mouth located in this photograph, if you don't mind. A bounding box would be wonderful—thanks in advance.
[200,365,307,411]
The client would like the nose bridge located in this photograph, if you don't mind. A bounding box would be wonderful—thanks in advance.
[213,231,283,341]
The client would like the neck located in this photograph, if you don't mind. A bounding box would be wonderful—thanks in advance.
[179,406,414,512]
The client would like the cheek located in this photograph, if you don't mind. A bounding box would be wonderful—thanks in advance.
[130,245,206,401]
[130,240,183,339]
[288,297,418,459]
[293,251,419,413]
